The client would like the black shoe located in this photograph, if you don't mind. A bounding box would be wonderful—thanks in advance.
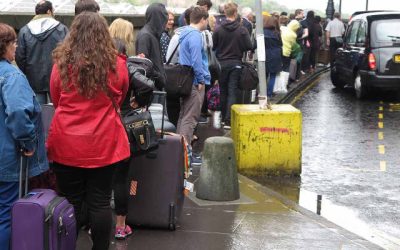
[198,116,208,124]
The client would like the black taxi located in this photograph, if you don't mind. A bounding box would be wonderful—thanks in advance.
[331,11,400,99]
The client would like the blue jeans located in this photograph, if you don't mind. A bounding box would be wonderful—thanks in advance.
[0,181,19,250]
[219,64,242,124]
[267,73,277,97]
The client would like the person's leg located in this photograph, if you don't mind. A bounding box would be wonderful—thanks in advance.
[112,160,132,239]
[219,67,230,123]
[52,162,85,234]
[166,95,180,127]
[0,181,19,250]
[176,85,205,144]
[267,73,277,97]
[86,164,116,250]
[329,38,337,66]
[225,66,242,125]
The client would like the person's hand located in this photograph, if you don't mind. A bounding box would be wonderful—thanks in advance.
[197,84,204,92]
[326,40,330,46]
[23,150,35,157]
[130,96,139,109]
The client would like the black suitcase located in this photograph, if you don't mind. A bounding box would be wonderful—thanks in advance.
[126,92,185,230]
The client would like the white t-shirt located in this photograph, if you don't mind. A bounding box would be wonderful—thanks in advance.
[325,18,345,38]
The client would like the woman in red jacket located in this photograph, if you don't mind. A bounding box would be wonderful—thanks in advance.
[47,12,129,250]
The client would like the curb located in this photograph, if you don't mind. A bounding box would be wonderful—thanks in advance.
[277,66,330,104]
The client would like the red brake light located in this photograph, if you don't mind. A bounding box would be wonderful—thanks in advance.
[368,53,376,70]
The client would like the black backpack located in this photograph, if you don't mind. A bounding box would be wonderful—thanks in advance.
[239,62,258,90]
[127,57,155,107]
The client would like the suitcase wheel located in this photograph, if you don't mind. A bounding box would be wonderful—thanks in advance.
[168,223,176,231]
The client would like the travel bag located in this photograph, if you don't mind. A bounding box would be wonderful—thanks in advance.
[11,155,76,250]
[126,91,186,230]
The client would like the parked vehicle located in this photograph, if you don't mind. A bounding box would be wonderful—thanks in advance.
[331,11,400,99]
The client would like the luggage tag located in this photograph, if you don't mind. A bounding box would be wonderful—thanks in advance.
[184,180,194,196]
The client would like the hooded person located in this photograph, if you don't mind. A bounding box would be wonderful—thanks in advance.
[281,19,301,70]
[15,0,68,104]
[136,3,168,90]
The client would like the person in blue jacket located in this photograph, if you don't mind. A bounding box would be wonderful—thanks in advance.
[264,16,283,97]
[0,23,49,249]
[177,6,211,150]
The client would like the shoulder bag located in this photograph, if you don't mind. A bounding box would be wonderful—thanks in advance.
[164,42,194,97]
[107,89,158,155]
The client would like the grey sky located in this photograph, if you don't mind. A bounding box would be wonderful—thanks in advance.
[277,0,400,14]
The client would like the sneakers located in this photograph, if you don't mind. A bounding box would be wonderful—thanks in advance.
[115,225,133,240]
[198,115,208,124]
[191,155,202,166]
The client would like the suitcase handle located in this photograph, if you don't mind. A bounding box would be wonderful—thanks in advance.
[152,91,166,139]
[19,153,29,199]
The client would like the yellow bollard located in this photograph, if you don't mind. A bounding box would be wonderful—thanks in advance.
[231,104,302,176]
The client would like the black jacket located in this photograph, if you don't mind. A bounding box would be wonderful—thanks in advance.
[212,19,253,65]
[135,3,168,90]
[16,16,68,93]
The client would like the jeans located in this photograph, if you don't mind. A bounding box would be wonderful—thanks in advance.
[113,160,129,216]
[219,64,242,125]
[0,181,18,250]
[267,73,277,97]
[52,162,117,250]
[177,85,205,144]
[329,38,341,66]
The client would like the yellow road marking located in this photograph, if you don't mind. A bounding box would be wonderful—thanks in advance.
[380,161,387,171]
[378,132,384,140]
[379,107,384,111]
[379,113,383,119]
[378,122,384,128]
[379,145,385,154]
[290,77,321,105]
[380,101,384,104]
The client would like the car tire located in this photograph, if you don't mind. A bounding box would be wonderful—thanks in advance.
[354,72,368,99]
[330,66,345,88]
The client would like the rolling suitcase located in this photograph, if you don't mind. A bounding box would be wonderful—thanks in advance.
[11,155,76,250]
[126,91,185,230]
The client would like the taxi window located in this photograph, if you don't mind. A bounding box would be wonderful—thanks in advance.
[371,19,400,47]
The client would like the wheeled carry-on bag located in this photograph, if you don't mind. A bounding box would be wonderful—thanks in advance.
[11,155,76,250]
[126,91,185,230]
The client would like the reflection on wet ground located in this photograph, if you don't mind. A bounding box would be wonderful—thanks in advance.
[248,73,400,249]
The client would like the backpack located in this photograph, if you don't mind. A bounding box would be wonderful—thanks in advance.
[239,62,259,90]
[127,57,155,107]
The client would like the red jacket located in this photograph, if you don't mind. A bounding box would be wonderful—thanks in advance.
[47,55,130,168]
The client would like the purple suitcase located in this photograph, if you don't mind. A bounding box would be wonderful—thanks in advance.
[126,91,185,230]
[11,156,76,250]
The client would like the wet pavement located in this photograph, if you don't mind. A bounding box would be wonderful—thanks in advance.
[254,72,400,249]
[76,69,394,250]
[77,169,380,250]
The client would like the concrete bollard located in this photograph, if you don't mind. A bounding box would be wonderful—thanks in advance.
[196,137,240,201]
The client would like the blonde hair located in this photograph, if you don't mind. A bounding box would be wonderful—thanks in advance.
[208,14,216,32]
[109,18,135,56]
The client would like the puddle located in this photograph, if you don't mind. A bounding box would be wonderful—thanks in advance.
[248,176,400,249]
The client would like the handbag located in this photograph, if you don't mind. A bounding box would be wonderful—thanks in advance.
[107,89,158,155]
[239,62,259,90]
[205,34,221,81]
[164,42,194,97]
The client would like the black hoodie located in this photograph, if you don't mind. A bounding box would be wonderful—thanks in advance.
[212,19,253,65]
[136,3,168,90]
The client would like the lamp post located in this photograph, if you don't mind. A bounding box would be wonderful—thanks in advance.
[366,0,369,11]
[326,0,335,20]
[339,0,342,15]
[255,0,267,98]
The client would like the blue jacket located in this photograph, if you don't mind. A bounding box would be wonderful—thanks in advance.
[264,28,283,74]
[179,26,211,85]
[0,60,48,182]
